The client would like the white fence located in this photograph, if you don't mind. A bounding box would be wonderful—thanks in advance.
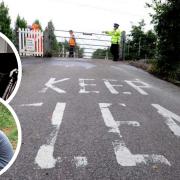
[19,28,43,56]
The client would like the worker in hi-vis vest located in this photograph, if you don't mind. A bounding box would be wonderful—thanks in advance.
[69,30,76,58]
[103,23,121,61]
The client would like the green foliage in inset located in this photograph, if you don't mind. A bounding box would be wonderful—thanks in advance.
[0,104,18,149]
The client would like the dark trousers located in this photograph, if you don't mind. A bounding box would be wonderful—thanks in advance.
[110,44,119,61]
[69,46,75,57]
[0,130,13,169]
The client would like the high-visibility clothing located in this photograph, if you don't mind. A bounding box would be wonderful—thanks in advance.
[69,38,76,46]
[32,23,40,31]
[105,29,121,44]
[31,23,43,53]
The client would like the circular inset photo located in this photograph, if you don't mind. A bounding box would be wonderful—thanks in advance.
[0,99,21,175]
[0,32,22,103]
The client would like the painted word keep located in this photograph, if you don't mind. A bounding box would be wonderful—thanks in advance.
[40,78,150,95]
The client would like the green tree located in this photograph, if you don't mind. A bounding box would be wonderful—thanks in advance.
[13,15,27,48]
[0,1,12,39]
[92,49,106,59]
[92,48,112,59]
[44,20,59,56]
[59,40,69,57]
[15,15,27,29]
[143,30,157,59]
[147,0,180,79]
[75,45,84,58]
[125,20,157,60]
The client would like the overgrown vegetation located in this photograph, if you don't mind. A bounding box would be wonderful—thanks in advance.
[125,20,157,60]
[146,0,180,81]
[0,104,18,149]
[127,0,180,83]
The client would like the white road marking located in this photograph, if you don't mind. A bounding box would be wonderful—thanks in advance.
[35,103,66,169]
[99,103,170,166]
[123,92,132,95]
[116,121,140,127]
[119,103,126,107]
[112,141,170,166]
[79,79,99,94]
[103,79,123,94]
[20,103,43,107]
[125,79,150,95]
[73,157,88,168]
[40,78,70,94]
[152,104,180,137]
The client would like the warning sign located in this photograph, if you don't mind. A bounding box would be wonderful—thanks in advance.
[26,38,35,51]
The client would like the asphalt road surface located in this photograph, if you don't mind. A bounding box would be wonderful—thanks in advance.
[2,57,180,180]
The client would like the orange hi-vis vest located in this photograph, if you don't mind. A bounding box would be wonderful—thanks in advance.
[69,36,76,46]
[32,23,40,31]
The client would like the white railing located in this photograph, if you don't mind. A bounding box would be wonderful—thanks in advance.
[19,28,43,57]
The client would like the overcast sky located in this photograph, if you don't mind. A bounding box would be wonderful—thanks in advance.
[3,0,154,34]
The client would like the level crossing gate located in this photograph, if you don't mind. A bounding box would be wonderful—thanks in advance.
[19,28,43,57]
[54,30,111,59]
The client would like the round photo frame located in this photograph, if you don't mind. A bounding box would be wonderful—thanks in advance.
[0,32,22,103]
[0,98,22,176]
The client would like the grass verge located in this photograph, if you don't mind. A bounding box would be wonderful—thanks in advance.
[0,103,18,150]
[128,60,180,87]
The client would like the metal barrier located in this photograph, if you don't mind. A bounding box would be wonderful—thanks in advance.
[54,30,111,59]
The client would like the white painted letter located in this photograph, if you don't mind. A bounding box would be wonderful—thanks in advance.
[125,79,150,95]
[99,103,170,166]
[79,79,99,94]
[152,104,180,137]
[35,103,66,169]
[40,78,70,94]
[103,79,123,94]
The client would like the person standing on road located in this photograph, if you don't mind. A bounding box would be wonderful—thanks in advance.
[103,23,121,61]
[0,130,13,170]
[69,30,76,58]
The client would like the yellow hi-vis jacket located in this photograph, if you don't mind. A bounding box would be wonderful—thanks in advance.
[105,29,121,44]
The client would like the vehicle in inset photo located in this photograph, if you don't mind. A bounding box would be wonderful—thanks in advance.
[0,34,21,101]
[0,100,21,175]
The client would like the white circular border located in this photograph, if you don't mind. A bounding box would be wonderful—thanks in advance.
[0,99,22,176]
[0,32,22,103]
